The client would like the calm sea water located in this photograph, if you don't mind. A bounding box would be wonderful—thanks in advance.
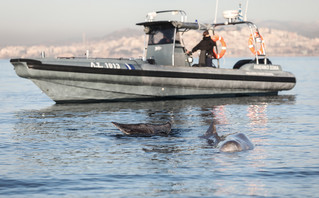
[0,57,318,197]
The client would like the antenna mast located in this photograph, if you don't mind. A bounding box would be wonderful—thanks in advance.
[244,0,249,21]
[214,0,219,24]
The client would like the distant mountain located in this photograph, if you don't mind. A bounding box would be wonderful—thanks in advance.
[100,28,144,40]
[100,20,319,40]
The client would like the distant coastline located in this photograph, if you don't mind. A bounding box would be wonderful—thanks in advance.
[1,27,318,59]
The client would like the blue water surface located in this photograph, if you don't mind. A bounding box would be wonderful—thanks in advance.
[0,57,318,197]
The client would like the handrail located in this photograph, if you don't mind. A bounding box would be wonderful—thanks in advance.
[212,21,267,64]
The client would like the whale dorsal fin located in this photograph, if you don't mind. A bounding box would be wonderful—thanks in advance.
[204,121,221,142]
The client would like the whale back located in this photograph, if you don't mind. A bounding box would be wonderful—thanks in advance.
[112,122,171,136]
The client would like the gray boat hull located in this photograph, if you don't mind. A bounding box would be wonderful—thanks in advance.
[11,58,296,103]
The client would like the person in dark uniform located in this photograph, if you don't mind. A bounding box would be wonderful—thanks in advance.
[187,30,216,67]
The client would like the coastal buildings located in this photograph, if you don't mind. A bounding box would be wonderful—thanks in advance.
[1,28,318,59]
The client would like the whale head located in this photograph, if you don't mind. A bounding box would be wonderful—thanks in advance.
[219,133,254,152]
[219,140,242,152]
[200,120,254,153]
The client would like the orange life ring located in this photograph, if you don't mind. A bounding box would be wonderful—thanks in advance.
[212,35,226,59]
[248,32,265,55]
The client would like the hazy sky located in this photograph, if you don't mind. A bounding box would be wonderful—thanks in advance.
[1,0,318,45]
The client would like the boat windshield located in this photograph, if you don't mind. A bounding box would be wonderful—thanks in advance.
[148,28,180,45]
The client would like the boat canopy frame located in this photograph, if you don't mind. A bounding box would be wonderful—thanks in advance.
[137,10,268,66]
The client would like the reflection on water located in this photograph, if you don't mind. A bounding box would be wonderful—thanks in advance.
[14,95,296,124]
[12,95,296,147]
[247,103,268,126]
[6,95,298,196]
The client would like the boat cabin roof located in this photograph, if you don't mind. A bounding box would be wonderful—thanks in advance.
[136,20,259,33]
[136,21,205,33]
[136,9,260,32]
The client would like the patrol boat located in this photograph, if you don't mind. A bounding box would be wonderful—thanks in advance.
[10,10,296,103]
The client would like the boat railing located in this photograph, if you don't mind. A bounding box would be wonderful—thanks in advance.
[212,21,267,65]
